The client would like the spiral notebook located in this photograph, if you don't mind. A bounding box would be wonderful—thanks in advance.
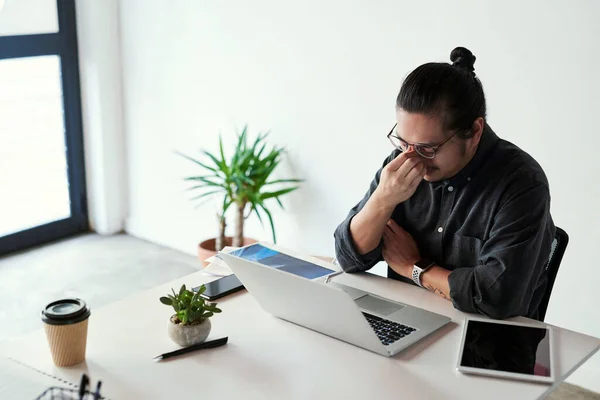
[0,356,76,398]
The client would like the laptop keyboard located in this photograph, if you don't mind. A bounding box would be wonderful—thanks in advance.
[363,312,416,346]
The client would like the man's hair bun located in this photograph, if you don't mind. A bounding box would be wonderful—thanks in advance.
[450,47,476,73]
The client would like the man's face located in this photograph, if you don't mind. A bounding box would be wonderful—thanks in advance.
[394,109,478,182]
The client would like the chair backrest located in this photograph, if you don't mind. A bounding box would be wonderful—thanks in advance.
[385,227,569,321]
[538,227,569,321]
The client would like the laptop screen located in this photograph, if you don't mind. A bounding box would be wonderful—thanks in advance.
[459,319,552,377]
[229,243,335,279]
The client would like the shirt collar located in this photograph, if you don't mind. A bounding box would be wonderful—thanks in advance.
[434,122,500,188]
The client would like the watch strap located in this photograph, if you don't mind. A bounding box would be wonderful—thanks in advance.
[412,259,435,287]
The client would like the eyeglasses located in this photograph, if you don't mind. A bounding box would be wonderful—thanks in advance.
[386,123,458,159]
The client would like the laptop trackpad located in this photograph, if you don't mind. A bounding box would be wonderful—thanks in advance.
[355,294,404,316]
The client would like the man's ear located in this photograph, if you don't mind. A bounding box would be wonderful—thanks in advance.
[469,117,485,148]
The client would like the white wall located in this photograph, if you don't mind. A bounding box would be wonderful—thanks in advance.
[76,0,128,234]
[117,0,600,390]
[0,0,58,36]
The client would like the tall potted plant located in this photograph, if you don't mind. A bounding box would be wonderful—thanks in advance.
[177,125,302,262]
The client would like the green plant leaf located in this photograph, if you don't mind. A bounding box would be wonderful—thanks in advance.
[249,203,264,226]
[179,284,186,296]
[189,189,224,202]
[181,291,193,303]
[178,310,188,324]
[185,177,227,189]
[203,150,227,172]
[250,131,268,155]
[205,305,222,313]
[257,203,276,243]
[184,182,222,190]
[236,150,252,170]
[222,197,234,216]
[260,187,299,200]
[175,151,218,173]
[197,284,207,295]
[193,195,228,211]
[264,179,304,185]
[231,126,247,168]
[159,296,172,306]
[251,154,281,186]
[255,143,267,159]
[183,176,222,184]
[237,172,254,186]
[190,189,225,200]
[275,197,284,209]
[189,311,203,322]
[218,134,230,176]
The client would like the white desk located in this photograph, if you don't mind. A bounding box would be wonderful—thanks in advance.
[1,271,598,400]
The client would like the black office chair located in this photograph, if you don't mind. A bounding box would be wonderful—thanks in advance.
[386,227,569,321]
[538,227,569,321]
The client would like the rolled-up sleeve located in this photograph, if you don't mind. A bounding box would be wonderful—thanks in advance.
[448,183,555,319]
[334,214,383,273]
[333,152,398,273]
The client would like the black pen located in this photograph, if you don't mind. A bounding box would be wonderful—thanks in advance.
[153,337,228,361]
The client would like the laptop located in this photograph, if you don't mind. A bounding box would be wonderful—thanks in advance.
[219,252,451,357]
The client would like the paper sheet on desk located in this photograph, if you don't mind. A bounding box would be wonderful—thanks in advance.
[202,246,238,276]
[204,242,341,280]
[0,356,71,399]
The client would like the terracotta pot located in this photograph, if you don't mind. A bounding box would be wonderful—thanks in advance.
[198,236,258,267]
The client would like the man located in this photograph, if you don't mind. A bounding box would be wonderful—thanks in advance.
[334,47,555,320]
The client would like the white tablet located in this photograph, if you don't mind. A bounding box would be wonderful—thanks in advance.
[457,317,555,384]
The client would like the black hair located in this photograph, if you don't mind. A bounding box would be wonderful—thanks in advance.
[396,47,486,139]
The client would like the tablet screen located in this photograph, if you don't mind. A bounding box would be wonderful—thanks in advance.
[229,243,335,279]
[459,320,552,378]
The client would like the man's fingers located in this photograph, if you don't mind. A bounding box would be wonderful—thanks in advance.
[386,220,398,235]
[388,219,401,229]
[383,229,395,246]
[408,165,427,188]
[386,219,404,236]
[405,162,425,183]
[396,156,423,178]
[386,151,419,172]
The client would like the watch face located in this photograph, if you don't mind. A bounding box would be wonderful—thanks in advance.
[415,259,433,269]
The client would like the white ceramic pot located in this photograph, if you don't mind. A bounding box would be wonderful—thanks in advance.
[167,316,211,347]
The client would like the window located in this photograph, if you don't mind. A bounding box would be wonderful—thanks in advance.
[0,0,88,255]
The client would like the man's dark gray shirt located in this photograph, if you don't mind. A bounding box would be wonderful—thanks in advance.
[334,124,555,320]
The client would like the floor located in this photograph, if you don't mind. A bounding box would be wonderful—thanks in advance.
[0,233,597,399]
[0,233,201,344]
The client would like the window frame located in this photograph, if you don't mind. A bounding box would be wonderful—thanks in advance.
[0,0,88,255]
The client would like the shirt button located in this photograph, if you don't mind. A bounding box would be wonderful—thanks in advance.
[448,186,454,192]
[467,177,471,181]
[437,227,443,233]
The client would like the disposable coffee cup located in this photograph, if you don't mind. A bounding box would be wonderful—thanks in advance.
[41,298,91,367]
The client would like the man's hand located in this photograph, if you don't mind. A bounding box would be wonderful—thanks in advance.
[373,152,426,207]
[382,219,421,277]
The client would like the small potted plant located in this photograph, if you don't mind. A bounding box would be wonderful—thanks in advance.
[160,284,222,346]
[177,125,303,264]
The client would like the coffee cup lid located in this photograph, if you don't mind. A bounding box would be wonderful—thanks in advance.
[42,298,91,326]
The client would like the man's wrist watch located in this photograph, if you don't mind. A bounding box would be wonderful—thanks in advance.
[411,259,435,287]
